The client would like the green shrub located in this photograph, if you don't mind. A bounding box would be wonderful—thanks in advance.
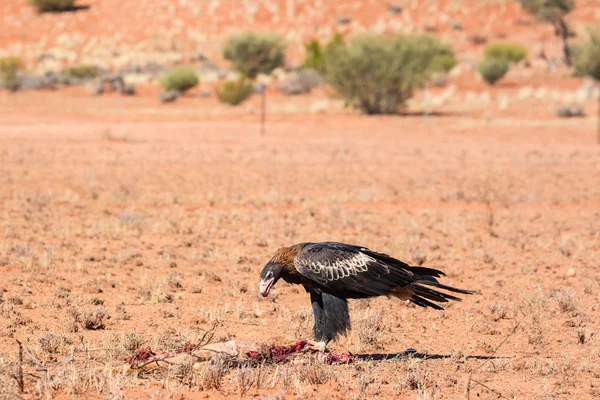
[324,34,457,114]
[0,56,21,88]
[477,58,510,85]
[216,76,254,105]
[484,43,528,63]
[223,33,286,78]
[303,40,325,71]
[28,0,76,12]
[303,33,346,73]
[519,0,574,23]
[160,67,199,93]
[408,35,457,73]
[519,0,575,65]
[572,28,600,81]
[66,65,101,80]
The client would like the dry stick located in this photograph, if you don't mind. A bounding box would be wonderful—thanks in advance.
[199,321,219,347]
[13,340,24,394]
[465,320,522,400]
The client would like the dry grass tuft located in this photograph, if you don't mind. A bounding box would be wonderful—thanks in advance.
[553,289,578,314]
[404,358,428,391]
[356,308,391,350]
[69,307,110,331]
[122,331,145,352]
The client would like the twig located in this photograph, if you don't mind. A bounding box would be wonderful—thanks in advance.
[12,340,24,394]
[198,321,219,347]
[464,321,521,398]
[465,373,471,400]
[471,378,509,399]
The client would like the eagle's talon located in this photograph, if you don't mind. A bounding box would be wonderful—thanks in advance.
[304,339,328,352]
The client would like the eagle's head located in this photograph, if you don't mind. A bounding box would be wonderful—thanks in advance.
[259,261,284,297]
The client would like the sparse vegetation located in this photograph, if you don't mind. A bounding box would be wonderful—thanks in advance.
[572,28,600,80]
[478,58,510,85]
[0,56,21,90]
[356,308,391,349]
[28,0,76,12]
[519,0,575,65]
[223,33,286,78]
[69,307,109,330]
[303,33,346,73]
[484,43,529,63]
[66,65,101,80]
[216,76,254,105]
[324,34,456,114]
[159,67,199,93]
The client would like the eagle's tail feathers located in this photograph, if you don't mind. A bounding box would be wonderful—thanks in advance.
[409,295,444,310]
[417,280,478,295]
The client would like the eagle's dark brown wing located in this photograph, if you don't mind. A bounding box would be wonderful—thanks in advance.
[293,242,474,308]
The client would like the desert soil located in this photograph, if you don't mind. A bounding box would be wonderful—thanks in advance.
[1,0,600,398]
[0,88,599,399]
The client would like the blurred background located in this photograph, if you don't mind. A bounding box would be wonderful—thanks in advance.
[1,0,599,119]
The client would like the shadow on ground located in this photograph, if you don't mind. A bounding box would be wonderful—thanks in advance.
[37,5,91,13]
[357,348,506,362]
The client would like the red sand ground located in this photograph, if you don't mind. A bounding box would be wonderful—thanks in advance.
[1,1,600,398]
[0,88,599,398]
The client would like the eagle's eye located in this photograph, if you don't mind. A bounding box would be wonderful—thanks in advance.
[266,271,273,279]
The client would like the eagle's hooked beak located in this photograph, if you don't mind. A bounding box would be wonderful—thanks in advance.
[259,277,275,297]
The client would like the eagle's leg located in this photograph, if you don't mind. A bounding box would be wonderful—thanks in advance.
[309,289,350,350]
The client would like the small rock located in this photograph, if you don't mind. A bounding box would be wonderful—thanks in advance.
[451,21,463,30]
[279,76,305,95]
[279,69,322,95]
[189,51,207,62]
[122,84,136,96]
[467,34,487,45]
[566,268,576,277]
[337,16,351,24]
[388,4,403,14]
[556,104,584,118]
[159,90,180,103]
[199,89,211,97]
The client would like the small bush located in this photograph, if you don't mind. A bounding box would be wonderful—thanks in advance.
[160,67,199,93]
[303,33,346,73]
[409,35,457,73]
[519,0,575,23]
[0,56,21,88]
[477,58,510,85]
[572,28,600,81]
[303,39,325,72]
[66,65,101,80]
[69,307,109,331]
[29,0,75,12]
[324,34,457,114]
[484,43,528,63]
[223,33,286,78]
[216,76,254,106]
